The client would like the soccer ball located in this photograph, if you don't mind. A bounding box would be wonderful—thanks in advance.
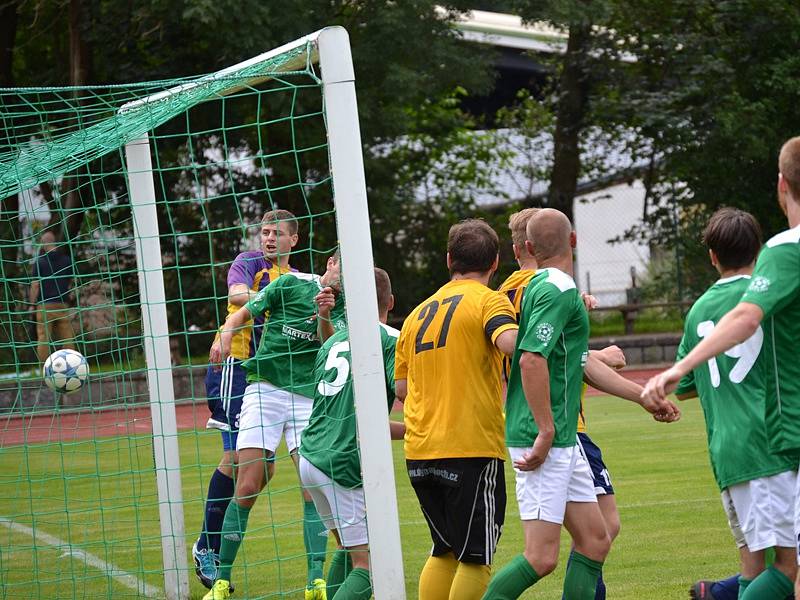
[42,349,89,394]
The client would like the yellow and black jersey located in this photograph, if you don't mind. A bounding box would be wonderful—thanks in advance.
[497,268,536,318]
[497,269,536,382]
[396,278,517,460]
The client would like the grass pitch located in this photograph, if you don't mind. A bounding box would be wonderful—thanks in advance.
[0,396,736,599]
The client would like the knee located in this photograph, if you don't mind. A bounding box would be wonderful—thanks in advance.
[593,531,612,559]
[606,516,621,542]
[523,551,557,577]
[235,475,264,504]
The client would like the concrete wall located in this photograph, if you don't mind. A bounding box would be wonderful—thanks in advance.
[0,365,208,414]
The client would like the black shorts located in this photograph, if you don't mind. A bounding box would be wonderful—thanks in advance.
[577,432,614,495]
[407,457,506,565]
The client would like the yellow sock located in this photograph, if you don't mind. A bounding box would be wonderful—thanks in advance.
[419,553,459,600]
[448,562,491,600]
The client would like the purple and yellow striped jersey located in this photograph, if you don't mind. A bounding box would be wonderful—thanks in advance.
[218,251,295,360]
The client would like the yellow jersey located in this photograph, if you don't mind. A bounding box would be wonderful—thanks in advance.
[497,268,588,432]
[396,278,517,460]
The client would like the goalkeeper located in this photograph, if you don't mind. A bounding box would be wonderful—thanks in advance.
[192,209,298,588]
[299,267,405,600]
[204,250,345,600]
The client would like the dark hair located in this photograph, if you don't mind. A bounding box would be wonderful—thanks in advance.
[374,268,392,313]
[261,209,298,235]
[702,207,762,270]
[447,219,499,275]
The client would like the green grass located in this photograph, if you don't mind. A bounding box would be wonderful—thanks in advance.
[589,308,685,336]
[0,397,736,599]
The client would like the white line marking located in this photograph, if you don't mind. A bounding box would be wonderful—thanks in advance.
[0,517,162,597]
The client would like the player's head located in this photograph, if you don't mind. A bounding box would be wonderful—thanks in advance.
[40,230,57,252]
[525,208,574,264]
[508,208,539,262]
[374,267,394,322]
[702,207,762,272]
[322,249,341,292]
[260,209,298,262]
[778,136,800,215]
[446,218,500,277]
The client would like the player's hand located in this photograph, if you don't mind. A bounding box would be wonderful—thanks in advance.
[641,365,684,404]
[641,394,681,422]
[513,432,553,471]
[652,401,682,423]
[581,292,599,311]
[209,340,223,372]
[315,287,336,320]
[595,345,626,370]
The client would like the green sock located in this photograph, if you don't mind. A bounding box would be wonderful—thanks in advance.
[331,567,371,600]
[482,554,540,600]
[740,565,793,599]
[303,500,328,584]
[563,551,603,600]
[738,576,753,599]
[327,549,352,598]
[217,501,251,582]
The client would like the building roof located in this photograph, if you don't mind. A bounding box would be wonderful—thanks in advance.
[444,8,567,53]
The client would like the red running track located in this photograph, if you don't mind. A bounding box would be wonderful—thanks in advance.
[0,368,664,447]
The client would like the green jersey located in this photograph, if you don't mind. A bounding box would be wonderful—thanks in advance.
[740,225,800,455]
[505,267,589,448]
[242,272,346,396]
[676,275,796,490]
[300,323,399,489]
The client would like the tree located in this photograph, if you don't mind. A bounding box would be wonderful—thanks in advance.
[2,0,500,343]
[597,0,800,299]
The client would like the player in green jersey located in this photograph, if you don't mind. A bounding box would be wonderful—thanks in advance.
[203,252,345,600]
[674,208,797,599]
[299,267,405,600]
[643,136,800,597]
[485,209,679,600]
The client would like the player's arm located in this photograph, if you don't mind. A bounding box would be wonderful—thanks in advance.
[228,283,256,307]
[514,351,554,471]
[494,328,518,355]
[389,420,405,440]
[485,292,519,356]
[591,345,626,369]
[219,306,252,359]
[315,286,337,343]
[584,353,680,421]
[394,379,407,404]
[642,302,763,402]
[28,280,39,309]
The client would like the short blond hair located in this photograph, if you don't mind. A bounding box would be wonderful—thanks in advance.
[779,137,800,200]
[508,208,539,247]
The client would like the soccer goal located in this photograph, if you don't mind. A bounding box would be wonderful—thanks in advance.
[0,27,404,600]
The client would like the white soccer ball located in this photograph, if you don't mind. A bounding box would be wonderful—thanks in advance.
[42,349,89,394]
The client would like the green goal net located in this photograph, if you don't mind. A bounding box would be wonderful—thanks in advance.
[0,27,403,600]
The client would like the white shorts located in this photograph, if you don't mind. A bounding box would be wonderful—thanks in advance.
[794,467,800,564]
[236,381,313,453]
[509,443,597,525]
[721,469,796,552]
[298,456,368,547]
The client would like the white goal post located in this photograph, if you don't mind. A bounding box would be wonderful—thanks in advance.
[123,26,406,600]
